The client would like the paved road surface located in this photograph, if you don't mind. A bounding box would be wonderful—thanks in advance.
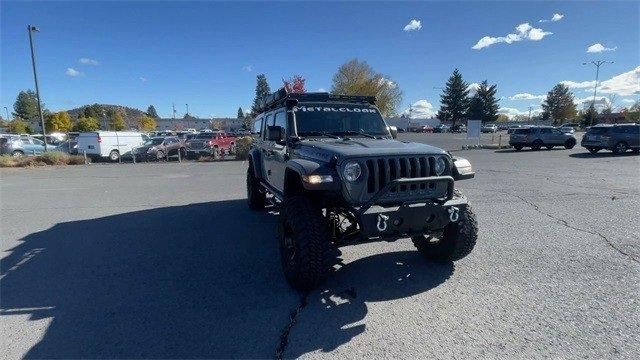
[1,137,638,359]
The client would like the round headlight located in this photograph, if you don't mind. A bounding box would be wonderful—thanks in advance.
[343,162,362,182]
[434,156,447,175]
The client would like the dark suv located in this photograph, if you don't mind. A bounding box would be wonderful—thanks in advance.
[581,124,640,154]
[246,89,478,290]
[509,126,576,151]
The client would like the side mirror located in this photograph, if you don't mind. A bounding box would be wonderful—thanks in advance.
[267,125,283,142]
[388,126,398,139]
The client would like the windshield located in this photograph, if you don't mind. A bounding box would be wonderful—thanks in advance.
[294,104,389,137]
[588,127,609,135]
[143,138,164,146]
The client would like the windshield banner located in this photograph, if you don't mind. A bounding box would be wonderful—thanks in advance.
[295,106,378,113]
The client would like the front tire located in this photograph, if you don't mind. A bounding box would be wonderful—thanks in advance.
[613,141,628,154]
[513,145,523,151]
[246,165,265,210]
[108,150,120,162]
[412,205,478,262]
[531,140,543,151]
[279,196,329,291]
[564,138,576,149]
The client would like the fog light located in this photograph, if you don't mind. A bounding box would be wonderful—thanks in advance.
[303,175,333,184]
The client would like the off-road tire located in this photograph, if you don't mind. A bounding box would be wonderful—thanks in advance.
[588,147,600,154]
[412,204,478,262]
[564,138,576,149]
[279,196,329,291]
[108,150,120,162]
[246,165,265,210]
[514,145,523,151]
[531,140,543,151]
[613,141,628,154]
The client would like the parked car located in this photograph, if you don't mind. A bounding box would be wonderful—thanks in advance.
[509,126,577,151]
[56,139,78,155]
[134,136,185,161]
[76,131,146,161]
[481,124,498,133]
[32,134,64,146]
[560,122,580,131]
[581,123,640,154]
[558,125,575,134]
[185,131,236,158]
[433,124,450,133]
[0,136,48,156]
[498,124,510,131]
[451,124,467,133]
[421,125,434,133]
[507,125,523,134]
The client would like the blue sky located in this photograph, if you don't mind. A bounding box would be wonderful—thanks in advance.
[1,1,638,119]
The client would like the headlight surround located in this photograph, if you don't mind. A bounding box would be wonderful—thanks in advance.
[434,156,447,175]
[343,161,362,182]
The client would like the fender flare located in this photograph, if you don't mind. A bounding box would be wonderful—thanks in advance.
[248,148,264,179]
[285,159,339,191]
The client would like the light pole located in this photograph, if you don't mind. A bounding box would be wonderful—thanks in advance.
[3,106,9,120]
[27,24,47,151]
[528,106,533,122]
[582,60,614,110]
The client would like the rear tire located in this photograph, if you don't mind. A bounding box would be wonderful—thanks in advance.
[412,205,478,262]
[279,196,329,291]
[514,145,523,151]
[246,164,265,210]
[12,150,24,157]
[564,138,576,149]
[156,150,165,161]
[108,150,120,162]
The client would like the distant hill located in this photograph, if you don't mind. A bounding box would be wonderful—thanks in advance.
[66,104,148,128]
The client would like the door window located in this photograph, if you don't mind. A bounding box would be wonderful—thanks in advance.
[539,128,551,134]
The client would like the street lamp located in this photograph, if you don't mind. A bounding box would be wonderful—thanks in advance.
[582,60,614,110]
[3,106,9,120]
[27,24,47,151]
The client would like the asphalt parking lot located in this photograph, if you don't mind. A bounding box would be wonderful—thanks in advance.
[1,133,639,359]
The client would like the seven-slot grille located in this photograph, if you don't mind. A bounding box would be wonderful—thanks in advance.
[363,156,443,194]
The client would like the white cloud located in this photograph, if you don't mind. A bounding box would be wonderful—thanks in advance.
[598,66,640,96]
[509,93,546,101]
[65,68,81,77]
[403,19,422,32]
[405,100,437,118]
[560,80,596,89]
[317,88,326,92]
[139,76,148,83]
[498,107,542,119]
[574,96,610,111]
[466,83,480,96]
[472,22,552,50]
[621,98,636,103]
[586,43,617,53]
[242,65,253,72]
[79,57,99,65]
[539,13,564,22]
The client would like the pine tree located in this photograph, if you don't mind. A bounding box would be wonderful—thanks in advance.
[237,107,244,119]
[251,74,271,114]
[467,80,499,123]
[541,84,577,124]
[146,105,159,119]
[438,69,470,127]
[13,90,41,120]
[581,105,599,127]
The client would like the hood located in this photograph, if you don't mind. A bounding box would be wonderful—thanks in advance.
[294,138,446,162]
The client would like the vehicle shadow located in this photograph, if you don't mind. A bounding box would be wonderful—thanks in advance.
[494,148,569,153]
[569,151,638,158]
[284,251,454,358]
[1,201,454,358]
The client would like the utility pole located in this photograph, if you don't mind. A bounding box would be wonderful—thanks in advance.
[3,106,9,120]
[583,60,614,110]
[185,103,189,117]
[528,106,533,122]
[27,24,47,150]
[172,103,176,119]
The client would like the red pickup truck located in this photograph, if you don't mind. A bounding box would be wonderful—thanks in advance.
[185,131,236,158]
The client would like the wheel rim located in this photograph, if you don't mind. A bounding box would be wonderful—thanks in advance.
[617,143,627,153]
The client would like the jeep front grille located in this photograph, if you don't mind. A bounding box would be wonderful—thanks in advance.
[364,156,443,194]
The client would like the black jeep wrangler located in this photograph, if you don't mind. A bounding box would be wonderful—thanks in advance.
[247,89,478,290]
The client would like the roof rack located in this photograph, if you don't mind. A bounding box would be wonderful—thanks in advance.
[255,88,376,114]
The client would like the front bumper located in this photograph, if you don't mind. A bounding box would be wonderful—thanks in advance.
[353,176,465,238]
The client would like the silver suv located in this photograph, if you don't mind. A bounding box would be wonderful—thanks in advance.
[581,124,640,154]
[509,126,577,151]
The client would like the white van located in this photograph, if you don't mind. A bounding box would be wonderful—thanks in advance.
[77,131,146,161]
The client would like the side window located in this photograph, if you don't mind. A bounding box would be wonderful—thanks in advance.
[21,139,31,145]
[551,129,561,134]
[253,117,263,136]
[540,128,551,134]
[274,112,287,131]
[631,126,640,135]
[33,139,44,145]
[265,114,274,127]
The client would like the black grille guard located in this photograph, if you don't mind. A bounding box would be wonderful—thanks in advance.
[356,176,454,215]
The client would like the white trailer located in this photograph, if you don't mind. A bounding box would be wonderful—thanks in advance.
[77,131,146,161]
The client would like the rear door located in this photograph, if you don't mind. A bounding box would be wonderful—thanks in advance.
[549,128,565,145]
[269,110,288,192]
[261,113,276,186]
[630,126,640,148]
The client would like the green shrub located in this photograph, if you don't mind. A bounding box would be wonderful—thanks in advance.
[0,155,17,167]
[235,136,252,160]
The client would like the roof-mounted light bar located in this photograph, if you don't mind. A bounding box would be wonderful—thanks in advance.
[255,88,376,114]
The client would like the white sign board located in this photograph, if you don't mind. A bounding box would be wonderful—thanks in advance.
[467,120,481,139]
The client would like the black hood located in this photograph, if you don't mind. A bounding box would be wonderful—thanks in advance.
[294,138,446,162]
